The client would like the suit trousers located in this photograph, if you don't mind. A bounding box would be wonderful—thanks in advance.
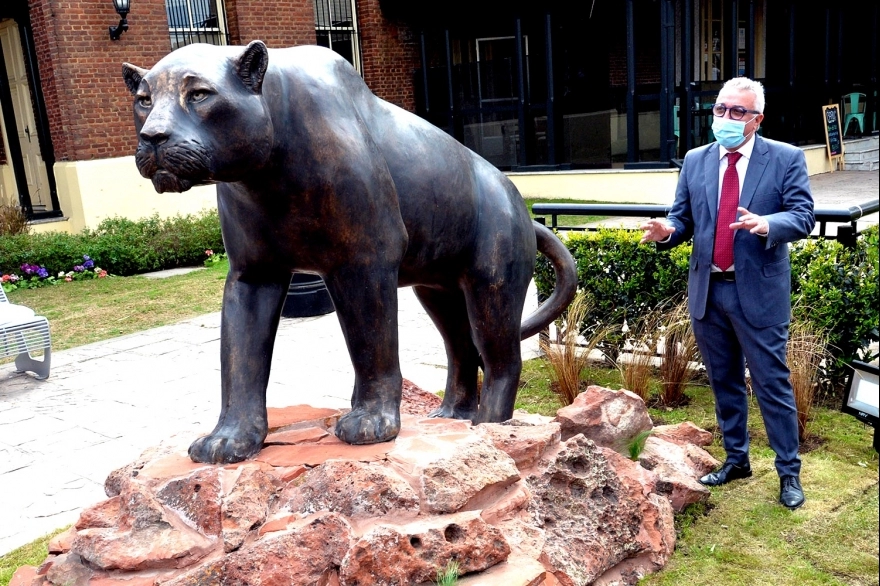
[691,279,801,478]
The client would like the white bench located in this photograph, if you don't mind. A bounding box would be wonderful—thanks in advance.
[0,287,51,379]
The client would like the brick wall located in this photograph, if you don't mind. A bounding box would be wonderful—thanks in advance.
[24,0,419,163]
[357,0,419,112]
[226,0,315,47]
[28,0,172,162]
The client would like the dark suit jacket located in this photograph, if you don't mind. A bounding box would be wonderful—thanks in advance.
[658,135,815,328]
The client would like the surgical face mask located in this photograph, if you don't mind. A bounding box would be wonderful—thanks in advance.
[712,116,756,149]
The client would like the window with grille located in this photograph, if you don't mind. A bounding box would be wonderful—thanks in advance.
[166,0,229,50]
[314,0,361,74]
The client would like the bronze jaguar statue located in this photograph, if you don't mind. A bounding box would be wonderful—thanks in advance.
[123,41,577,464]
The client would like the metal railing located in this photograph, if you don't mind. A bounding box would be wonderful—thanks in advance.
[532,199,879,248]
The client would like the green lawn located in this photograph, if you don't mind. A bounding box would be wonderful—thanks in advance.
[1,263,877,586]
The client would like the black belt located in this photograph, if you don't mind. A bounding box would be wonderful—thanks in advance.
[710,271,736,282]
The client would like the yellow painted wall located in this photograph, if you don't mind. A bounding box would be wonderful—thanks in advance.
[47,156,217,234]
[0,164,14,203]
[507,144,835,207]
[507,168,681,205]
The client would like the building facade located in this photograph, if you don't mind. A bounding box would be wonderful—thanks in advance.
[0,0,877,232]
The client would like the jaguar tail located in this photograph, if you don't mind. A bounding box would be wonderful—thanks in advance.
[520,221,578,340]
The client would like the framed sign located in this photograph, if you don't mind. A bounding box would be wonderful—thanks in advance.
[822,104,844,172]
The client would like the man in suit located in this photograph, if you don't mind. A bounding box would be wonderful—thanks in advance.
[640,77,815,509]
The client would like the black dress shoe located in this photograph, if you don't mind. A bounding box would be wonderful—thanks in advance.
[699,462,752,486]
[779,475,805,510]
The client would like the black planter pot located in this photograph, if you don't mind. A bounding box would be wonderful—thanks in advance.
[281,272,335,318]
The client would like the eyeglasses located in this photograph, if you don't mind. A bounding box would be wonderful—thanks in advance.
[712,103,761,120]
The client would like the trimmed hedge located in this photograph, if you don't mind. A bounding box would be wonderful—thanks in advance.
[0,211,224,278]
[535,225,879,394]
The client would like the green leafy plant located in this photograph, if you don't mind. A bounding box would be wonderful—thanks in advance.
[535,228,691,362]
[435,560,461,586]
[0,210,224,279]
[536,225,878,402]
[790,226,879,396]
[627,429,652,460]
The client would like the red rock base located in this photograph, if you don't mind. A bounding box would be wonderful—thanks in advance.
[13,383,719,586]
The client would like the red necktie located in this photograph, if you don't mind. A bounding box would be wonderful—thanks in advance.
[713,151,743,271]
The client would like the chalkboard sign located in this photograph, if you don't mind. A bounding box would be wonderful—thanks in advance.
[822,104,844,171]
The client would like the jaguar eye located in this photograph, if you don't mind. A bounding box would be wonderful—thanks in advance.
[189,90,210,103]
[137,95,152,108]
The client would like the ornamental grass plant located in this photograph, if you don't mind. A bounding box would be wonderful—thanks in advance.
[0,201,29,237]
[657,297,701,407]
[615,310,662,402]
[787,316,831,442]
[540,290,615,406]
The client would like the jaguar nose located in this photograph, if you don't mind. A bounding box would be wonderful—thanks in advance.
[140,128,170,146]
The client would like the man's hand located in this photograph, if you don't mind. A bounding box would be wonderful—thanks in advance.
[730,206,769,236]
[639,219,675,243]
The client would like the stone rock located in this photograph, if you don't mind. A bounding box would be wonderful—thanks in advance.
[72,481,218,571]
[652,421,714,447]
[8,565,37,586]
[400,378,443,415]
[157,467,223,536]
[389,432,520,514]
[339,511,509,585]
[278,459,419,519]
[526,435,644,586]
[45,553,92,586]
[48,527,76,554]
[266,405,343,432]
[221,464,283,552]
[264,426,328,444]
[254,437,393,467]
[595,449,676,584]
[554,386,653,449]
[638,436,718,511]
[456,555,548,585]
[21,404,720,586]
[475,420,562,471]
[224,511,352,586]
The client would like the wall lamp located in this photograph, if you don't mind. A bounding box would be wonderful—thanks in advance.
[109,0,130,41]
[841,360,879,452]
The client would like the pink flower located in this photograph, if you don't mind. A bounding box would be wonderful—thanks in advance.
[65,277,72,282]
[98,270,108,278]
[1,275,8,283]
[205,249,214,256]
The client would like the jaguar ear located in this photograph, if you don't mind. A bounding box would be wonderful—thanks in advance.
[122,63,149,95]
[235,40,269,94]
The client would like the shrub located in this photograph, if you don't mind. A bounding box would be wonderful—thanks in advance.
[536,225,877,400]
[0,210,224,279]
[0,202,29,236]
[789,225,879,395]
[535,228,691,360]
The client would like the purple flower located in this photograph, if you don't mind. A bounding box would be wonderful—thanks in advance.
[83,259,95,269]
[73,265,85,273]
[37,267,49,279]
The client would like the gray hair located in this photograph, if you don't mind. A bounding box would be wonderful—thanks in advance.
[721,77,765,113]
